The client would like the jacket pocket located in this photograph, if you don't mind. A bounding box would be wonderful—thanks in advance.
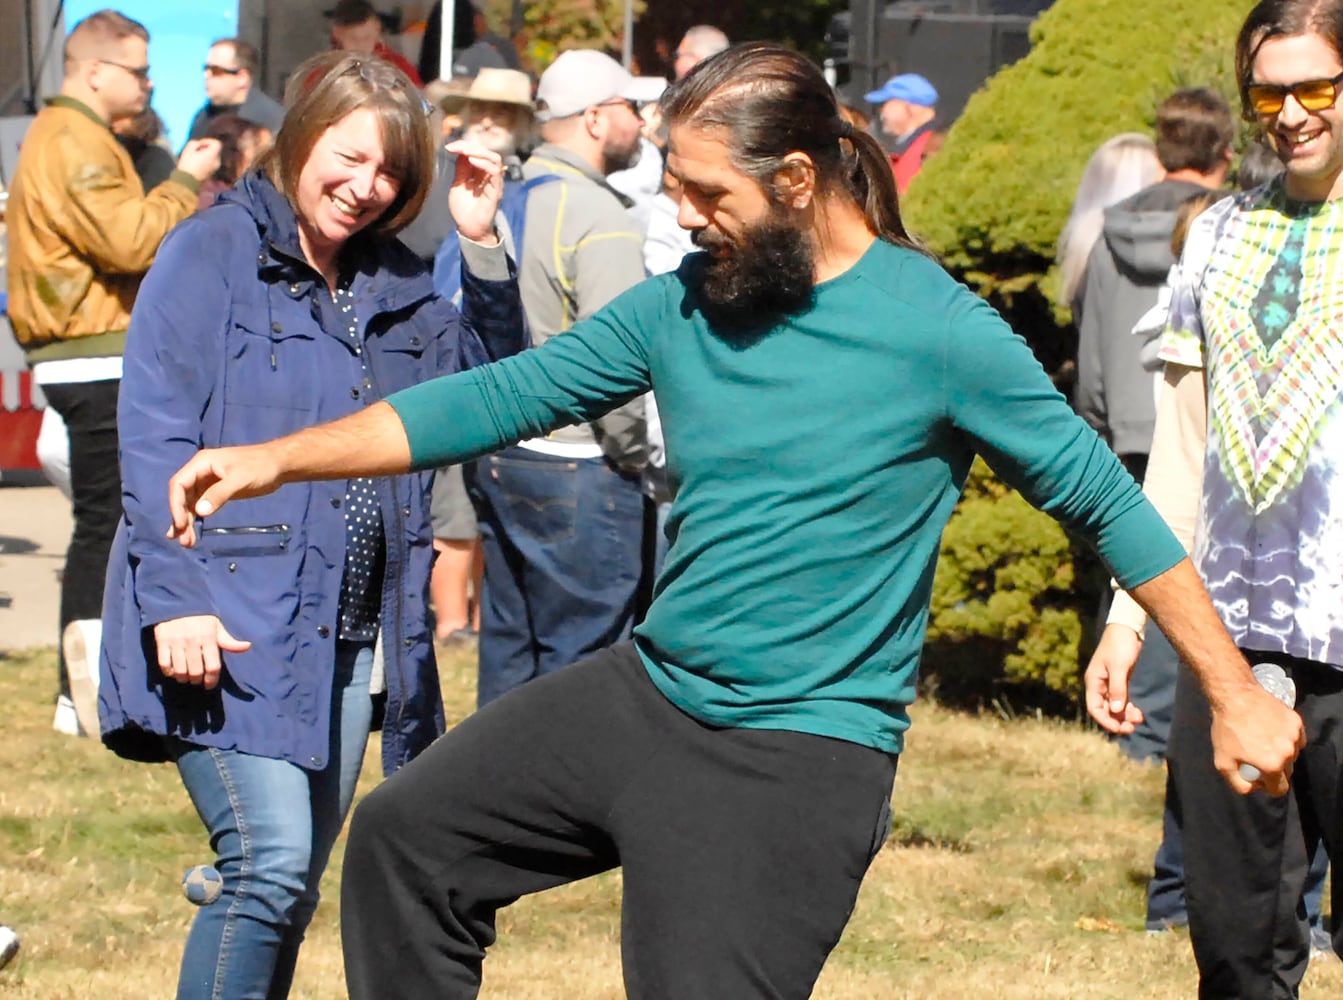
[223,307,319,413]
[373,324,431,393]
[198,523,292,557]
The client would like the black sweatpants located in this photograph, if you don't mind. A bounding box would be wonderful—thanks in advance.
[40,379,121,699]
[342,643,897,999]
[1169,655,1343,999]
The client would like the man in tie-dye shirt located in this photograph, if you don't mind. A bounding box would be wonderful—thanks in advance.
[1089,0,1343,993]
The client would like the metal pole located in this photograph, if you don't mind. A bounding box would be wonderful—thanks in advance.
[621,0,632,69]
[439,0,457,82]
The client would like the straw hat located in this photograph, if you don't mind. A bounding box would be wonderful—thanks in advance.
[435,68,534,116]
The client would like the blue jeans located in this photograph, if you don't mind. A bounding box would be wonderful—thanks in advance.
[173,641,374,1000]
[469,447,644,707]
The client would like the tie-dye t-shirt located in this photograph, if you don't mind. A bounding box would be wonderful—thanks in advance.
[1159,182,1343,668]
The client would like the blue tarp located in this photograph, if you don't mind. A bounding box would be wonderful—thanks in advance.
[64,1,239,149]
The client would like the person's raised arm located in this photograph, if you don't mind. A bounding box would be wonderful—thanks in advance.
[444,140,529,366]
[52,131,219,274]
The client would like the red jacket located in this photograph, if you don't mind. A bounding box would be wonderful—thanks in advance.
[375,41,424,87]
[889,128,935,196]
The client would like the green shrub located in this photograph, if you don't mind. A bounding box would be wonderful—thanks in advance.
[921,461,1107,713]
[903,0,1252,329]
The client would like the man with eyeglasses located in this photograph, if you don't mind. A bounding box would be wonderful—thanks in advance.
[463,49,662,707]
[1087,0,1343,992]
[186,37,283,142]
[5,9,219,738]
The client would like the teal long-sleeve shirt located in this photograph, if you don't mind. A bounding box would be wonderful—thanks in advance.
[390,239,1185,753]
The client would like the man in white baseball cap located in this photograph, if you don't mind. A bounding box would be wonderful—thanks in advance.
[535,48,666,126]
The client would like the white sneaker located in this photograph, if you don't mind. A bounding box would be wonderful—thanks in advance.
[63,619,102,738]
[52,694,82,736]
[0,925,18,970]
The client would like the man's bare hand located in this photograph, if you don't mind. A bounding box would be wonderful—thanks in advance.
[1211,680,1304,797]
[153,615,251,689]
[177,138,223,182]
[167,445,285,546]
[1084,623,1145,735]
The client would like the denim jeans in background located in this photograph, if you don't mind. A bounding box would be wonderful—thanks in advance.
[469,447,644,707]
[173,640,374,1000]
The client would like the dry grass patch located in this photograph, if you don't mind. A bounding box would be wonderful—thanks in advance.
[1,645,1338,998]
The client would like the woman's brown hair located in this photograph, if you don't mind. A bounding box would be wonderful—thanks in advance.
[255,51,435,238]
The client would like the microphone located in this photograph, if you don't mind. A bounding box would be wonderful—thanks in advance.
[1239,663,1296,782]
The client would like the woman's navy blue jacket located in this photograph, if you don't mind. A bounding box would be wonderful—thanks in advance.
[99,171,524,774]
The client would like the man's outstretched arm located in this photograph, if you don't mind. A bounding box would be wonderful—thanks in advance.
[167,401,410,547]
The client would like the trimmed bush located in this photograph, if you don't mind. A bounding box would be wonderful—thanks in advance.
[908,0,1256,713]
[921,460,1104,711]
[903,0,1252,325]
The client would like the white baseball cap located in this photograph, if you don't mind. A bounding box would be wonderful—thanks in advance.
[535,49,667,122]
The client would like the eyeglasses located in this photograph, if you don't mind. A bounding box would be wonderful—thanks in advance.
[101,59,151,82]
[596,97,639,116]
[204,64,243,76]
[1247,70,1343,115]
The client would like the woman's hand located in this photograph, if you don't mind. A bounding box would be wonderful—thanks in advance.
[1084,623,1145,734]
[445,139,504,246]
[153,615,252,689]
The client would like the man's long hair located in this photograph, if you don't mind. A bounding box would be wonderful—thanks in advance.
[662,42,925,255]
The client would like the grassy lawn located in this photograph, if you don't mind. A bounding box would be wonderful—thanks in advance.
[1,644,1338,998]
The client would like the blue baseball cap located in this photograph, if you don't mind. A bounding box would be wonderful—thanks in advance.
[864,73,938,107]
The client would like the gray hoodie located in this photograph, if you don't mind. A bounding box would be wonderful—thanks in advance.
[1072,179,1212,461]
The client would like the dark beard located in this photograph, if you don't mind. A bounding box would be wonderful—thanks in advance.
[692,212,816,337]
[603,135,642,174]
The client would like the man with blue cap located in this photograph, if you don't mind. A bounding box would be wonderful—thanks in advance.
[864,72,939,194]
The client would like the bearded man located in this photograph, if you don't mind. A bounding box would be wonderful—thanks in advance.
[165,43,1302,1000]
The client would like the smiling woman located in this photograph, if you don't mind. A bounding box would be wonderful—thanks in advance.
[256,53,436,287]
[96,50,526,1000]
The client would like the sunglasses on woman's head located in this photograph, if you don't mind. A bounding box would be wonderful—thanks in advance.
[346,58,433,117]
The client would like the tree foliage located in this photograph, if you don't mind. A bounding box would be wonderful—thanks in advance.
[482,0,645,71]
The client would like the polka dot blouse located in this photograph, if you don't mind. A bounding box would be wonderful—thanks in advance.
[333,283,385,642]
